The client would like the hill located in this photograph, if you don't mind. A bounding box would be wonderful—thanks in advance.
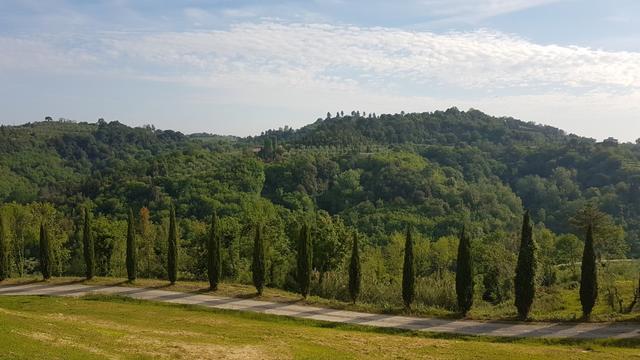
[0,109,637,309]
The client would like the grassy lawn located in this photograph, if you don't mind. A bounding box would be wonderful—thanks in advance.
[1,295,639,360]
[3,275,640,323]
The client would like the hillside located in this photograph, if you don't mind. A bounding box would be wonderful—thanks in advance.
[0,109,638,310]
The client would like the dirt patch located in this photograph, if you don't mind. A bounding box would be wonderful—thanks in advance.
[121,334,273,360]
[14,330,118,359]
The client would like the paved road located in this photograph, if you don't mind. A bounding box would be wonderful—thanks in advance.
[1,283,638,340]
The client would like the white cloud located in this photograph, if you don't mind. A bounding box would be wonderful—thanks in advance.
[2,20,640,139]
[51,22,639,93]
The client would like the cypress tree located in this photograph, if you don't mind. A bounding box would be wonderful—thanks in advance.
[297,222,312,298]
[402,225,415,309]
[252,224,265,295]
[514,210,537,320]
[580,224,598,319]
[126,208,137,282]
[456,225,473,315]
[348,232,361,304]
[0,212,7,281]
[207,211,222,290]
[167,204,178,284]
[83,207,95,280]
[39,223,51,280]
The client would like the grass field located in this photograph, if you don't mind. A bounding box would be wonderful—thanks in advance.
[1,295,639,360]
[3,273,640,323]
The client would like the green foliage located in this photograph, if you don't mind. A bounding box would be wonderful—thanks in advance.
[0,212,6,281]
[515,211,537,320]
[252,224,265,295]
[297,222,312,298]
[167,205,178,284]
[83,208,95,280]
[580,225,598,318]
[3,111,640,317]
[39,223,51,280]
[348,232,361,303]
[126,208,137,281]
[207,211,222,290]
[455,226,473,315]
[402,226,415,308]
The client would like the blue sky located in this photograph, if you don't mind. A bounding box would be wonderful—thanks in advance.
[1,0,640,140]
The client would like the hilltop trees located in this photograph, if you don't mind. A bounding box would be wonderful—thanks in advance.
[297,223,312,298]
[456,226,473,315]
[83,208,95,280]
[402,226,415,309]
[0,212,6,281]
[514,211,537,320]
[252,224,265,295]
[348,232,361,304]
[580,224,598,319]
[126,208,137,282]
[39,223,51,280]
[167,205,178,284]
[207,211,222,291]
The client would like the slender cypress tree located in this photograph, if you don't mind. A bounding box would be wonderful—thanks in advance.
[297,222,312,298]
[0,212,7,281]
[456,225,473,315]
[402,225,415,309]
[126,208,137,282]
[83,207,95,280]
[252,224,265,295]
[207,211,222,290]
[39,223,51,280]
[514,210,537,320]
[348,232,361,304]
[580,224,598,319]
[167,204,178,284]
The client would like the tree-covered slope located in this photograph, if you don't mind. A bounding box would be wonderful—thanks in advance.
[1,108,638,261]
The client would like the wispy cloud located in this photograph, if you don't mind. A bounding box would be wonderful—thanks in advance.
[5,22,634,93]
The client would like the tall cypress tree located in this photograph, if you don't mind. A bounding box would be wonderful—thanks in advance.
[126,208,137,282]
[348,232,361,304]
[402,225,415,309]
[580,224,598,319]
[0,212,8,281]
[514,210,537,320]
[297,222,312,298]
[456,225,473,315]
[83,207,95,280]
[167,204,178,284]
[252,224,265,295]
[207,211,222,290]
[39,223,51,280]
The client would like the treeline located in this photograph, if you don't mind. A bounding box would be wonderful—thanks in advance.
[0,203,604,319]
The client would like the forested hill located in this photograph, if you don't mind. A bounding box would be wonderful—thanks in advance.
[1,108,639,267]
[261,108,571,147]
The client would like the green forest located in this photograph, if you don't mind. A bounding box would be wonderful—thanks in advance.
[1,108,639,318]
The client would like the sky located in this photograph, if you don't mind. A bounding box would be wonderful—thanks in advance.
[1,1,640,140]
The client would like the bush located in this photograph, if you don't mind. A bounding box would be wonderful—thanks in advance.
[416,273,457,310]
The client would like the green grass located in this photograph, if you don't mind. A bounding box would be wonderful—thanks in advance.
[0,295,639,360]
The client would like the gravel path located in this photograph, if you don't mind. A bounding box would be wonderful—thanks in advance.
[1,283,638,340]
